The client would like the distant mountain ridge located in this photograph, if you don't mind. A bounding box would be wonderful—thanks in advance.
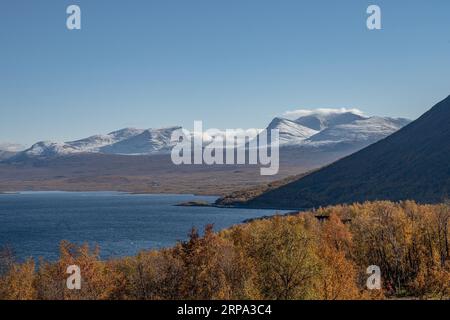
[5,109,410,162]
[267,111,410,149]
[294,111,366,131]
[0,107,414,196]
[235,96,450,209]
[100,127,181,155]
[265,117,319,145]
[8,127,182,161]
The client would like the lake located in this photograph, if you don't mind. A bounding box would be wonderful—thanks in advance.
[0,192,284,261]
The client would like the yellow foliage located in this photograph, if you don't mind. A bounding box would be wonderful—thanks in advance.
[1,201,449,300]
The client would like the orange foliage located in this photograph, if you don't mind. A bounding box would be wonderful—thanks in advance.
[1,201,448,300]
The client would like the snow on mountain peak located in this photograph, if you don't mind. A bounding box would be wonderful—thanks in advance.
[294,112,367,131]
[24,141,78,158]
[65,128,145,153]
[99,126,182,155]
[306,116,410,145]
[266,108,410,149]
[13,126,181,160]
[108,128,145,140]
[7,110,411,161]
[266,117,319,145]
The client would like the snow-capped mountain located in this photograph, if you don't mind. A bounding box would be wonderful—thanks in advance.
[22,141,79,158]
[294,112,366,131]
[268,109,411,149]
[305,116,411,146]
[101,127,181,155]
[13,127,181,160]
[267,117,319,144]
[266,117,319,145]
[261,110,410,149]
[67,128,145,153]
[7,109,411,161]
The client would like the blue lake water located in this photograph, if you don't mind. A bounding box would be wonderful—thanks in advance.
[0,192,283,261]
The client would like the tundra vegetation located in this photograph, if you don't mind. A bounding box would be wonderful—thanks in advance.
[0,201,449,300]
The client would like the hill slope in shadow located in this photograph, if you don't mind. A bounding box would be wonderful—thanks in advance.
[242,96,450,209]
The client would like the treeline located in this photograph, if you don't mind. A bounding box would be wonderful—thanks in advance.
[0,201,449,300]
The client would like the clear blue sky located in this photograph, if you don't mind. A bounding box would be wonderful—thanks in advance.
[1,0,449,146]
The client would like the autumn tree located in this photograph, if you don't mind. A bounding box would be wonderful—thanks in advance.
[0,258,36,300]
[314,214,361,300]
[240,216,320,299]
[173,225,253,299]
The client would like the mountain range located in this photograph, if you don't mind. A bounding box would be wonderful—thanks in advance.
[223,95,450,209]
[2,111,410,162]
[0,108,412,195]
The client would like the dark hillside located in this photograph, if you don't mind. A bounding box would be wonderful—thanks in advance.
[245,96,450,209]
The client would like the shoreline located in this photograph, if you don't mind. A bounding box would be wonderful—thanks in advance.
[0,190,220,197]
[0,189,301,211]
[176,200,303,213]
[176,200,310,211]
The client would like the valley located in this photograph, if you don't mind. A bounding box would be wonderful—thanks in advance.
[0,151,325,195]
